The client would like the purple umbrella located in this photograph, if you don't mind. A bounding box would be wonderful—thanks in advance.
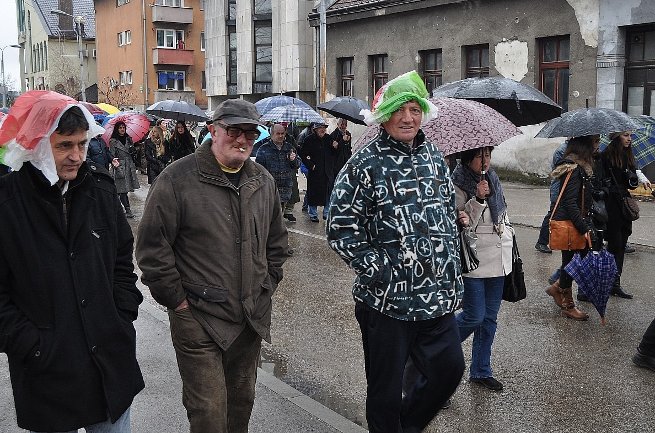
[354,97,522,155]
[564,249,617,324]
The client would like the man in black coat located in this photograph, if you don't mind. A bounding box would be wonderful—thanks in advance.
[330,118,352,177]
[0,98,144,432]
[299,122,338,222]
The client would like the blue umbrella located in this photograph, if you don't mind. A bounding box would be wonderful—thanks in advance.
[255,96,312,116]
[564,249,617,324]
[599,115,655,169]
[261,105,324,124]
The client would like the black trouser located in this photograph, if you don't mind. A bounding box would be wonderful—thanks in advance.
[604,217,631,276]
[355,303,464,433]
[537,209,552,246]
[639,318,655,357]
[118,192,130,210]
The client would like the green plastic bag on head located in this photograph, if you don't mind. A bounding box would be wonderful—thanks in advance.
[362,70,437,125]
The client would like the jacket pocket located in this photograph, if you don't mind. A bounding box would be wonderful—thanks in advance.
[182,280,228,303]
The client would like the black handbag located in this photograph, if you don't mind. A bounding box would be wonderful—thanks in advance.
[502,234,526,302]
[459,226,479,274]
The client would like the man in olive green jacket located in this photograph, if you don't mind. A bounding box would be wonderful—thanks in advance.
[136,99,289,433]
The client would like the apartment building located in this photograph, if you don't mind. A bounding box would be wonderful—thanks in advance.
[204,0,316,109]
[15,0,98,100]
[94,0,206,110]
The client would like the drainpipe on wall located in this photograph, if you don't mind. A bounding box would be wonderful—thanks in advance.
[142,0,148,109]
[318,0,327,104]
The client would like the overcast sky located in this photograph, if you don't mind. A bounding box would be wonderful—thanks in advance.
[0,4,21,90]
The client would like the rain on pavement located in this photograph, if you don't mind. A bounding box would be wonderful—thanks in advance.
[123,174,655,433]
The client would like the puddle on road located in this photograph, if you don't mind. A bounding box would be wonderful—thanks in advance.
[259,348,367,429]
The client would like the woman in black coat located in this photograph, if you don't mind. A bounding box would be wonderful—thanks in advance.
[144,125,170,184]
[167,120,196,161]
[600,131,639,299]
[545,136,595,321]
[299,123,337,222]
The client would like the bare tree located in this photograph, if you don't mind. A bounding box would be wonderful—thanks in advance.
[51,60,82,99]
[98,76,136,109]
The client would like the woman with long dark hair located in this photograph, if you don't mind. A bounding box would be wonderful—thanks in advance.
[600,131,638,299]
[545,136,595,320]
[109,121,140,218]
[167,120,196,161]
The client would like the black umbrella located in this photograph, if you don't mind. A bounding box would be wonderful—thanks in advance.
[317,96,369,125]
[432,76,562,126]
[535,108,642,138]
[146,100,208,122]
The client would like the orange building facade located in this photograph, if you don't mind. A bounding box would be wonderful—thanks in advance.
[94,0,207,110]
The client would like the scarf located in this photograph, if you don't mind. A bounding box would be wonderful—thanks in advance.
[451,163,506,225]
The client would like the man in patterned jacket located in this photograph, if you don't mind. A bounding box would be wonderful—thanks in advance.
[326,71,465,433]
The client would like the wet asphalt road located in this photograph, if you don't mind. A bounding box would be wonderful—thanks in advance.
[124,175,655,433]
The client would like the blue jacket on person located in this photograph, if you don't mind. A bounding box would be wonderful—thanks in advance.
[87,136,111,169]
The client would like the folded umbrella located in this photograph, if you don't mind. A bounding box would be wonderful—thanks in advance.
[255,95,312,116]
[354,97,522,155]
[536,108,641,138]
[146,100,208,123]
[317,96,369,125]
[599,115,655,169]
[432,76,562,126]
[564,249,617,324]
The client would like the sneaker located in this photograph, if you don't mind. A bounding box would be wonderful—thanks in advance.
[632,349,655,372]
[470,377,503,392]
[287,247,295,256]
[283,213,297,222]
[535,243,552,254]
[441,399,452,410]
[625,243,636,254]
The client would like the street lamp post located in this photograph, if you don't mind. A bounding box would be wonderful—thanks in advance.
[50,9,87,102]
[1,45,21,108]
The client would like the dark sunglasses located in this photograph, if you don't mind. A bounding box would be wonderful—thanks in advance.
[216,123,261,140]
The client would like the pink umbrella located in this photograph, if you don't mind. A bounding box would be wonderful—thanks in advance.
[102,113,151,146]
[354,97,522,156]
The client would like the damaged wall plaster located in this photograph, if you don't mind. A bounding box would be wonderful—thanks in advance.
[566,0,600,47]
[494,39,529,81]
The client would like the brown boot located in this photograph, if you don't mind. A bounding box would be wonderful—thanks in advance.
[545,280,564,308]
[560,288,589,321]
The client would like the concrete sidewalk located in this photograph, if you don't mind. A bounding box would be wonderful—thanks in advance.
[0,297,366,433]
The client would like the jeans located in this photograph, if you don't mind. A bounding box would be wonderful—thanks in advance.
[168,308,261,433]
[308,195,331,219]
[355,303,464,433]
[28,408,131,433]
[537,208,552,246]
[456,276,504,379]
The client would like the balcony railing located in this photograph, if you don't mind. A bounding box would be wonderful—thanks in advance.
[152,48,194,66]
[151,5,193,24]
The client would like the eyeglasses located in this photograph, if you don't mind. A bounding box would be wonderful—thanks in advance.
[216,123,261,140]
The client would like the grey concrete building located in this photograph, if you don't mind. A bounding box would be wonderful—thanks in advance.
[204,0,316,109]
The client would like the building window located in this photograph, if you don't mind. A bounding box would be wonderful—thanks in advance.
[339,57,354,97]
[199,0,204,10]
[253,21,272,93]
[420,49,442,95]
[200,32,205,51]
[227,25,237,94]
[118,71,132,85]
[539,36,570,111]
[117,0,130,6]
[117,30,131,46]
[156,29,184,49]
[625,26,655,116]
[157,70,185,90]
[465,44,489,78]
[155,0,182,6]
[370,54,388,97]
[201,71,206,90]
[228,0,237,21]
[253,0,272,15]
